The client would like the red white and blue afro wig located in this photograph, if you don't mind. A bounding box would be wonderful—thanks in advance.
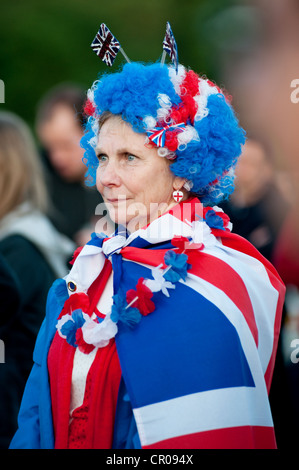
[81,61,246,205]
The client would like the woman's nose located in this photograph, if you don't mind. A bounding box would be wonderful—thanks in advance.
[98,160,121,187]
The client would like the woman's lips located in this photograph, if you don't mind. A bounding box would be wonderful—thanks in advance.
[106,197,130,204]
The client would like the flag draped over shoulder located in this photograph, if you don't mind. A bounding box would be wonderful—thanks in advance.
[64,197,285,449]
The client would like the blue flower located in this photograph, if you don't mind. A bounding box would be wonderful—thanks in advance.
[204,209,225,230]
[111,293,142,328]
[60,309,85,347]
[163,250,191,282]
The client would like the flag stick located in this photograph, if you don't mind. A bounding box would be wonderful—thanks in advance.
[160,50,167,66]
[126,295,138,309]
[120,47,131,63]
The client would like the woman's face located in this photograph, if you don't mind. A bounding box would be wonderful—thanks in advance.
[95,116,184,231]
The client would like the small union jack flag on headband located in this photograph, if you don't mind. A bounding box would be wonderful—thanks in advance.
[146,122,185,148]
[163,21,178,72]
[91,23,121,66]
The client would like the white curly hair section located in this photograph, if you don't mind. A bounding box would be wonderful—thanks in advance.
[194,79,220,121]
[168,64,186,95]
[87,116,99,149]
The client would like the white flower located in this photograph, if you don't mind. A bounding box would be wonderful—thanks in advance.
[190,220,216,248]
[81,313,118,349]
[56,314,72,338]
[211,205,224,213]
[144,264,176,297]
[56,312,90,339]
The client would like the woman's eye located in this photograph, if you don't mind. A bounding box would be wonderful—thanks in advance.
[97,154,108,163]
[126,154,137,162]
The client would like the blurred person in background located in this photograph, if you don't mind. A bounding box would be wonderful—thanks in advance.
[0,111,74,448]
[220,137,289,262]
[220,136,293,448]
[237,0,299,449]
[0,253,21,334]
[212,0,299,287]
[202,0,299,447]
[35,84,109,246]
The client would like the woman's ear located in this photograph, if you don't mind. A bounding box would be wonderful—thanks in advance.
[173,176,191,200]
[173,176,187,191]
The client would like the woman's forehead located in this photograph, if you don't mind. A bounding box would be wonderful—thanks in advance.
[96,117,145,152]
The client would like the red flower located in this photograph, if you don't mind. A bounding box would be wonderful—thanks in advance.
[203,206,213,217]
[126,278,155,316]
[171,236,204,253]
[217,212,230,231]
[58,293,90,319]
[171,236,190,253]
[69,246,84,266]
[75,328,95,354]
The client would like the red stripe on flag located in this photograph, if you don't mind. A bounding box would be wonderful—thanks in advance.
[215,229,284,283]
[121,246,259,346]
[217,231,285,391]
[187,251,259,346]
[143,425,276,449]
[262,267,285,392]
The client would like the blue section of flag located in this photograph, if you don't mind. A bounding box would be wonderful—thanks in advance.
[87,233,180,251]
[115,260,255,409]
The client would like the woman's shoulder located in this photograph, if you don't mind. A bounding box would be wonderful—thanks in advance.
[215,228,282,279]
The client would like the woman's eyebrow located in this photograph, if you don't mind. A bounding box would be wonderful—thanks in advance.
[95,147,137,156]
[95,147,105,156]
[116,148,131,155]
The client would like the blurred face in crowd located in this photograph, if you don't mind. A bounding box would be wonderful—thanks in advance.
[37,104,86,183]
[232,139,273,206]
[95,115,186,231]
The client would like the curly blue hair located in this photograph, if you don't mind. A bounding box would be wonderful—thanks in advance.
[80,62,246,205]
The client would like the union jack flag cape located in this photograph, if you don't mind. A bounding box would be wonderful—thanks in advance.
[10,198,284,449]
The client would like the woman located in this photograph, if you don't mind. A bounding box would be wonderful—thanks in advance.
[0,111,74,448]
[10,62,285,449]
